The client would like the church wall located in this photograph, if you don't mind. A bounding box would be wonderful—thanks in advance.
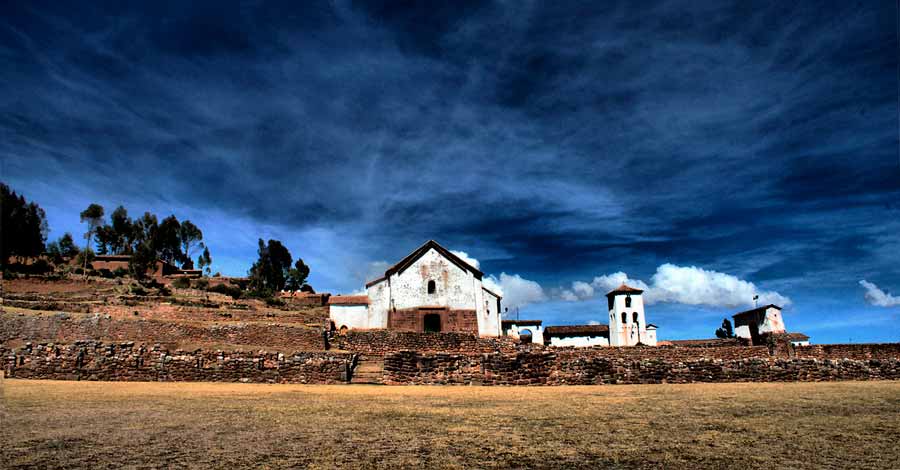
[480,288,501,337]
[365,280,390,329]
[390,248,478,311]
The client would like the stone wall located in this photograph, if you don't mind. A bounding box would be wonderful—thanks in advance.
[333,330,519,355]
[387,308,478,333]
[1,311,324,351]
[793,343,900,360]
[3,341,351,383]
[384,344,900,385]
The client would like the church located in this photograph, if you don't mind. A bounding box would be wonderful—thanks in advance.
[329,240,503,337]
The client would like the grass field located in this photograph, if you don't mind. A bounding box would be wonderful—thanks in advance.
[2,380,899,469]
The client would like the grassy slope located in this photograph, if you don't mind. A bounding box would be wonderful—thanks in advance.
[3,380,899,469]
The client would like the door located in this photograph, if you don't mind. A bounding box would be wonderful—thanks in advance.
[423,313,441,333]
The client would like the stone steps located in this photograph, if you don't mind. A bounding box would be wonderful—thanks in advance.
[350,356,384,384]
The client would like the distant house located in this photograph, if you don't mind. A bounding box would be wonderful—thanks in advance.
[502,319,544,345]
[329,240,502,337]
[732,304,809,346]
[89,255,199,283]
[326,296,370,332]
[544,325,610,347]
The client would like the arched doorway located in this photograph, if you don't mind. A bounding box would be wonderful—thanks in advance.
[424,313,441,333]
[518,328,533,344]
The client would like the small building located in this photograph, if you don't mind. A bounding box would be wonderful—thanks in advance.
[502,319,544,345]
[732,304,786,344]
[327,296,371,332]
[781,332,810,346]
[544,325,610,347]
[330,240,503,337]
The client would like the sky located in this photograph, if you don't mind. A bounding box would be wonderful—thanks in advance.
[2,1,899,343]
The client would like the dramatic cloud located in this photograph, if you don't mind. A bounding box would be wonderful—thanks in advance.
[483,273,547,312]
[450,250,480,270]
[2,2,897,341]
[859,280,900,307]
[561,264,790,308]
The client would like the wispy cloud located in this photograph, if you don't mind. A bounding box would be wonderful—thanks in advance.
[859,280,900,307]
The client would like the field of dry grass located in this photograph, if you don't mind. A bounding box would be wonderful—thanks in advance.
[2,379,899,469]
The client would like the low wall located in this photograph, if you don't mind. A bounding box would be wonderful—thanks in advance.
[333,330,519,355]
[384,345,900,385]
[793,343,900,360]
[3,341,351,383]
[0,311,325,351]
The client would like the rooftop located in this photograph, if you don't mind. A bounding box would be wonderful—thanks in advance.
[327,295,370,305]
[732,304,782,318]
[545,324,610,337]
[605,283,644,297]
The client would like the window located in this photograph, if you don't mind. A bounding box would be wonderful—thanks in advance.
[633,312,639,323]
[621,312,627,324]
[427,280,436,294]
[625,296,632,308]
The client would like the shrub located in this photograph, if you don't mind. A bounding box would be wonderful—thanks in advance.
[98,268,114,279]
[265,297,286,307]
[193,278,209,290]
[171,277,191,289]
[113,267,128,278]
[131,285,147,296]
[208,283,243,299]
[158,286,172,297]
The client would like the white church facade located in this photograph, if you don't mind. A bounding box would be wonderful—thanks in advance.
[329,240,503,337]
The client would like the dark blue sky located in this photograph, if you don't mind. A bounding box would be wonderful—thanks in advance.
[3,1,899,342]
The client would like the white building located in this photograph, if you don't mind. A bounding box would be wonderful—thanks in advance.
[607,283,657,346]
[544,325,610,347]
[542,283,658,348]
[329,240,503,337]
[732,304,786,343]
[502,320,544,345]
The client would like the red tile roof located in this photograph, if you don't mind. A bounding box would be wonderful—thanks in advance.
[545,325,610,337]
[327,295,369,305]
[605,283,644,297]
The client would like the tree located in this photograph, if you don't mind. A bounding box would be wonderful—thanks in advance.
[1,183,48,264]
[128,212,158,281]
[285,258,310,292]
[197,246,212,276]
[247,239,293,296]
[715,318,734,339]
[179,220,203,269]
[79,204,105,277]
[47,233,79,264]
[109,206,133,254]
[155,215,184,266]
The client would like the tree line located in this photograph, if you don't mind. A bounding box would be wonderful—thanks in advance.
[2,182,311,296]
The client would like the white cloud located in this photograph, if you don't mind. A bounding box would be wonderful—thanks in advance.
[450,250,480,270]
[647,264,791,308]
[559,264,791,308]
[483,272,547,311]
[859,280,900,307]
[587,320,601,325]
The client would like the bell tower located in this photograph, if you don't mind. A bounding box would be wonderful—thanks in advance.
[606,283,650,346]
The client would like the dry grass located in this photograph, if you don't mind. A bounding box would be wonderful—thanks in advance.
[2,380,899,469]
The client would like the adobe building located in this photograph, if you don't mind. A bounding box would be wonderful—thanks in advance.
[329,240,503,337]
[502,319,544,344]
[732,304,810,346]
[544,324,610,347]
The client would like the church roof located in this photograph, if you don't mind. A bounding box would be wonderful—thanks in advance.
[545,324,610,337]
[732,304,782,319]
[365,240,484,287]
[327,295,370,305]
[605,283,644,297]
[482,286,502,299]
